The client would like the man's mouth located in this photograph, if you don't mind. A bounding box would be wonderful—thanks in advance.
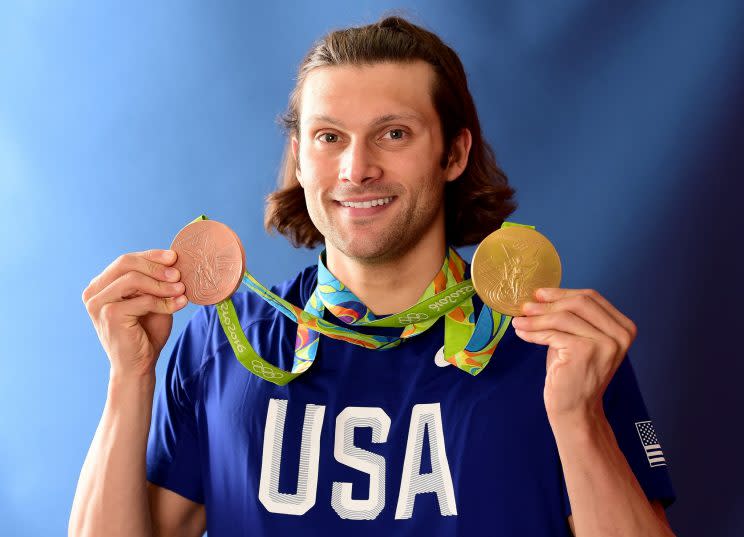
[338,196,395,208]
[334,196,397,216]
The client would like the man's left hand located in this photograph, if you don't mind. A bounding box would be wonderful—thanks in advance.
[510,288,638,423]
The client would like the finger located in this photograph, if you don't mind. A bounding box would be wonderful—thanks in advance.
[513,310,619,361]
[86,271,185,318]
[101,293,188,322]
[533,288,637,339]
[521,294,630,349]
[82,249,179,304]
[513,327,578,349]
[512,309,604,343]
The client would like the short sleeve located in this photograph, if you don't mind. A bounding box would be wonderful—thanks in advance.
[146,305,211,504]
[561,353,677,517]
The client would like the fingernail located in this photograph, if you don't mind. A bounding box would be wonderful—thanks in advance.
[165,267,179,279]
[175,295,187,305]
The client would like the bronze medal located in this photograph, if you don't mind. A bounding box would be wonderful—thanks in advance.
[471,225,561,316]
[169,219,246,305]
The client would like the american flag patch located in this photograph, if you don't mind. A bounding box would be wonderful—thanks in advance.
[635,421,666,467]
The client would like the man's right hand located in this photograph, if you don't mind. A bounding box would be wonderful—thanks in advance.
[82,249,188,379]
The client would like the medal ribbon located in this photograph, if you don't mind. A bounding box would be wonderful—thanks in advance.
[195,215,532,385]
[293,247,501,375]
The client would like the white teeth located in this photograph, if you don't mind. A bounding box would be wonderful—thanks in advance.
[340,197,393,208]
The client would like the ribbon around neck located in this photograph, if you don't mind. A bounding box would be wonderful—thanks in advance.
[199,215,531,385]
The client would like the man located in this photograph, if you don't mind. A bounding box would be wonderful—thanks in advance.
[70,15,676,537]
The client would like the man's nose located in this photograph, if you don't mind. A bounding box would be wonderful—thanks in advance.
[338,139,382,185]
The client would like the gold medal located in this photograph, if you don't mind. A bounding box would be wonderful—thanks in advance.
[471,224,562,316]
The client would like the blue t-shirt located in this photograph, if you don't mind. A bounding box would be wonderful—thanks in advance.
[146,261,676,536]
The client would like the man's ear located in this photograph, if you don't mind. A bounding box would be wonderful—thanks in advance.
[444,128,473,183]
[291,136,303,187]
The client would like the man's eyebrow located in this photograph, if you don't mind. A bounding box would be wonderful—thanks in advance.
[304,113,423,128]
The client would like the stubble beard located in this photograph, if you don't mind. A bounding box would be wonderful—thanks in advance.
[312,180,445,266]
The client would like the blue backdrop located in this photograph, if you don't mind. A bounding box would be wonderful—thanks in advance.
[1,1,741,535]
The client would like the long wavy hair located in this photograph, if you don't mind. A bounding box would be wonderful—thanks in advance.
[264,14,518,248]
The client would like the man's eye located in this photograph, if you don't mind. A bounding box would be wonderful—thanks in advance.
[318,132,338,143]
[384,129,406,140]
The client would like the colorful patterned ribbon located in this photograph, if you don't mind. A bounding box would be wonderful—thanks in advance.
[292,246,510,376]
[192,215,531,385]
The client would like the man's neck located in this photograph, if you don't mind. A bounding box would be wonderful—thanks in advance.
[325,231,447,316]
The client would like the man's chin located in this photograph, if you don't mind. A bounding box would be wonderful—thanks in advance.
[329,232,406,264]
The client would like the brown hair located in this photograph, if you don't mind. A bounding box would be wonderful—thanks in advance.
[264,13,517,248]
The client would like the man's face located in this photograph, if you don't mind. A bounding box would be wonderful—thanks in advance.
[292,60,462,263]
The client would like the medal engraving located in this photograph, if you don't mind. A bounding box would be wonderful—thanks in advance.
[170,219,246,305]
[472,226,561,316]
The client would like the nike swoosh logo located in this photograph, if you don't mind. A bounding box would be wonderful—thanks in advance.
[433,345,450,367]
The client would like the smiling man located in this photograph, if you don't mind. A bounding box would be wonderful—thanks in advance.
[71,14,677,537]
[291,60,468,315]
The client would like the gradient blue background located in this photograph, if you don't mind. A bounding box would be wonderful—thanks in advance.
[1,1,741,535]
